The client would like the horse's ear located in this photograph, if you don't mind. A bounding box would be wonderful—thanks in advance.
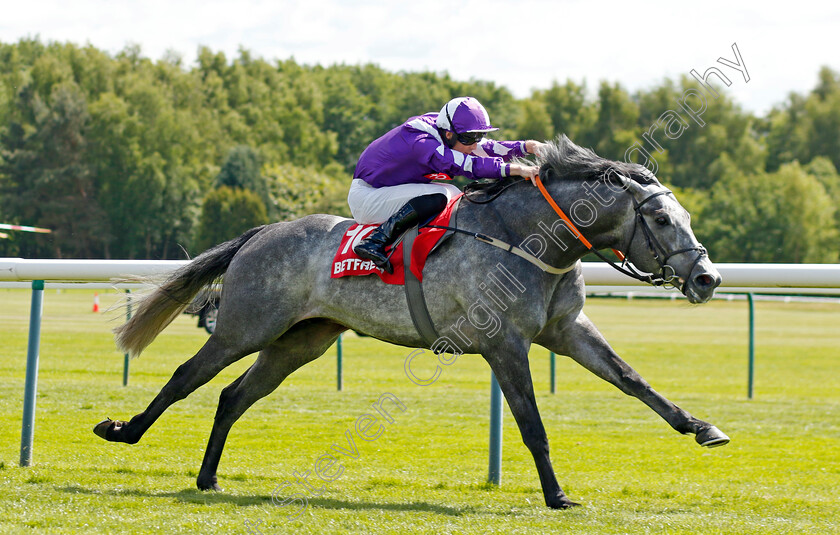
[620,175,646,196]
[605,167,645,196]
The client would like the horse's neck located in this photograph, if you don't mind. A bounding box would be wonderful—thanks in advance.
[464,180,634,267]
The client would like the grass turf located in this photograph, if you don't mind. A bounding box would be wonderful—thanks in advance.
[0,288,837,534]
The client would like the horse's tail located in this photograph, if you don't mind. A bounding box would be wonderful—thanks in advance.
[114,226,266,358]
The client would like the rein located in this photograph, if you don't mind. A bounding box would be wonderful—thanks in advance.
[463,178,524,204]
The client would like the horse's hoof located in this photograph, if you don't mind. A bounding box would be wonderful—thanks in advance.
[197,477,222,492]
[696,425,730,448]
[548,494,581,509]
[93,418,134,443]
[93,418,115,440]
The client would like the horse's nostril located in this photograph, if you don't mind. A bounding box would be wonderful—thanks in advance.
[694,274,715,288]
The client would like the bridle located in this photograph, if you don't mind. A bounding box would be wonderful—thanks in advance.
[533,176,709,292]
[617,189,708,290]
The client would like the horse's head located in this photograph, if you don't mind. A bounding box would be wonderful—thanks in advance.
[610,172,721,303]
[538,136,721,304]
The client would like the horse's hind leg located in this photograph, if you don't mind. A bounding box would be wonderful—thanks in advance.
[196,319,346,491]
[535,312,729,447]
[94,332,272,445]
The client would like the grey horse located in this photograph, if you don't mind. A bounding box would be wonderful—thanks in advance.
[95,136,729,510]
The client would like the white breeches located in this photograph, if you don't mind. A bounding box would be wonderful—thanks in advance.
[347,179,462,224]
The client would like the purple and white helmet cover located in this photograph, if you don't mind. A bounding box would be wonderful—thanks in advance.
[435,97,499,133]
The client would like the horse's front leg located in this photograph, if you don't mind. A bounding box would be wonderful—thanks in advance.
[482,341,579,509]
[535,312,729,447]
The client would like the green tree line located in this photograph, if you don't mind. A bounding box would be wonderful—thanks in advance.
[0,39,838,262]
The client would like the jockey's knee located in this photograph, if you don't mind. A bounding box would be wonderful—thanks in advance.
[408,193,447,221]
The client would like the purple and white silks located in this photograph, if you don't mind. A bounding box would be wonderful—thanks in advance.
[352,113,528,188]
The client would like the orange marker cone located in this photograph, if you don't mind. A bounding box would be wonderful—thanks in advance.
[93,292,100,313]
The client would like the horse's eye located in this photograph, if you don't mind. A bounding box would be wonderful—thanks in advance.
[654,215,669,226]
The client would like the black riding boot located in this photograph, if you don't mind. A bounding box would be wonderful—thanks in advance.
[353,203,420,274]
[354,194,448,275]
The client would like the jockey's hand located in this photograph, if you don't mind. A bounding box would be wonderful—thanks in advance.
[510,164,540,186]
[525,140,549,157]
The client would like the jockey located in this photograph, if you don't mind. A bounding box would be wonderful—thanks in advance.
[350,96,544,273]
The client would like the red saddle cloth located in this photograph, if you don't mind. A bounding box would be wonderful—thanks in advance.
[331,194,462,285]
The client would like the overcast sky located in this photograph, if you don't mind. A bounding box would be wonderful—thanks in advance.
[2,0,839,116]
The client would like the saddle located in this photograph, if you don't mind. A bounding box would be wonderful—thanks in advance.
[331,194,462,285]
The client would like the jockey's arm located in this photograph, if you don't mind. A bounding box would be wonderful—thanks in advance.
[423,140,509,180]
[475,139,543,185]
[419,136,541,184]
[524,140,550,156]
[475,139,548,159]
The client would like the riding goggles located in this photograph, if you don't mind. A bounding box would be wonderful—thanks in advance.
[456,131,484,145]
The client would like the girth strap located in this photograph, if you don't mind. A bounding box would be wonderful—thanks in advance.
[402,225,440,348]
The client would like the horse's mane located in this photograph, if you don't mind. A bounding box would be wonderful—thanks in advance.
[463,135,659,202]
[538,135,660,186]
